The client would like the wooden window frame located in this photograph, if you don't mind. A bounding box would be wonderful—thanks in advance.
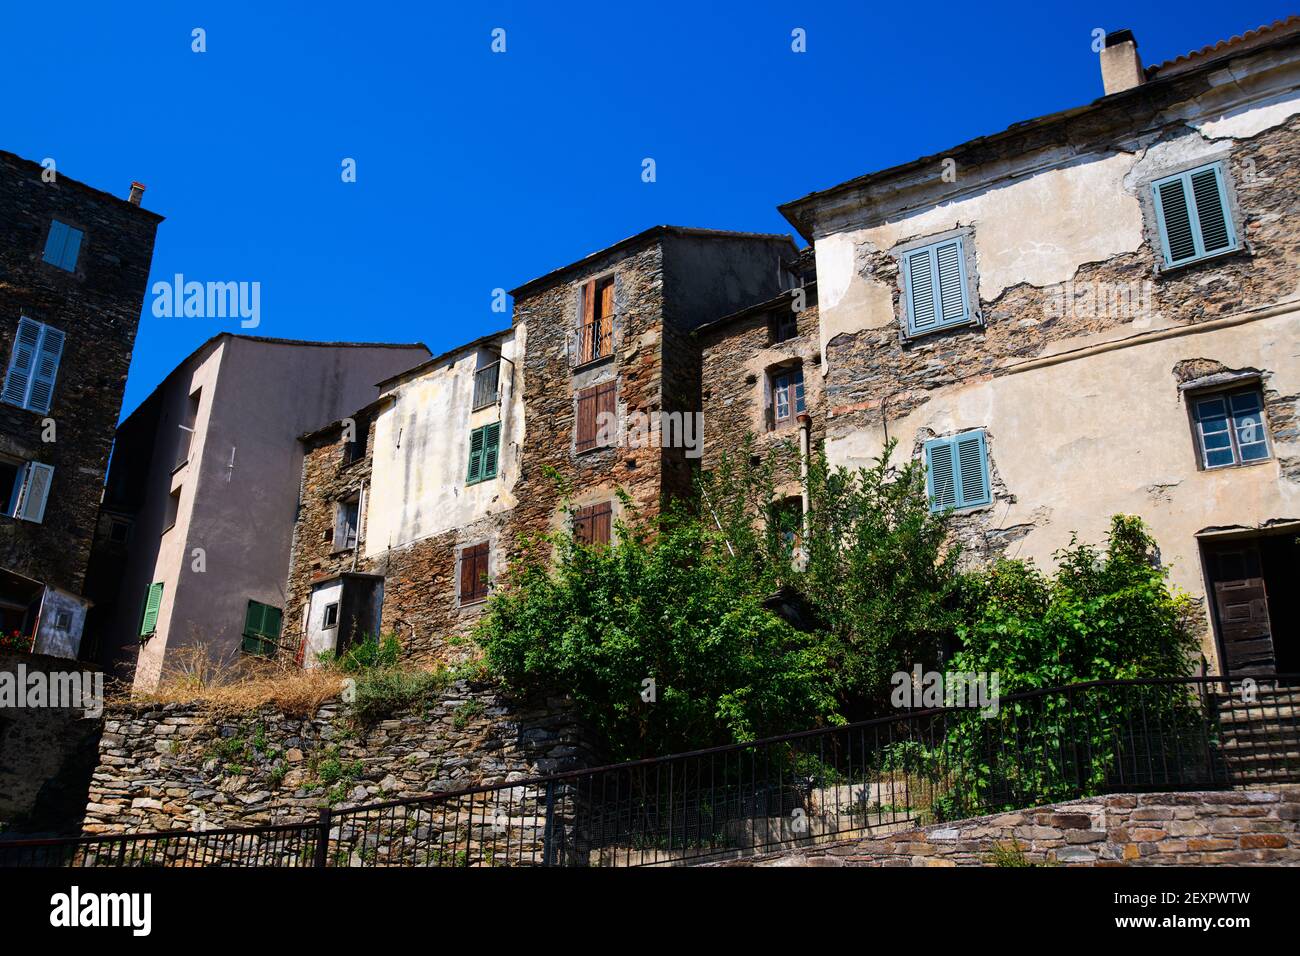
[459,541,492,605]
[1189,384,1271,471]
[573,501,613,547]
[473,362,501,410]
[575,380,617,453]
[578,276,616,366]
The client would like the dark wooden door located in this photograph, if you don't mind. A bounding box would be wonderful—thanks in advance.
[1206,543,1276,677]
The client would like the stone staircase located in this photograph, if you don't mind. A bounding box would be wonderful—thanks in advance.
[1213,684,1300,785]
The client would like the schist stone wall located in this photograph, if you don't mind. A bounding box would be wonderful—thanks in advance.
[0,152,161,594]
[714,786,1300,867]
[83,681,599,834]
[698,289,823,483]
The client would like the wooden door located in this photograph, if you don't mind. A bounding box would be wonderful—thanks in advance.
[1206,543,1276,676]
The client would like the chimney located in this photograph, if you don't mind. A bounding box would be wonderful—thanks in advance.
[127,182,146,206]
[1100,29,1144,95]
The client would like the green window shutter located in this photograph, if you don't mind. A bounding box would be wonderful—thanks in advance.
[140,582,164,636]
[925,438,958,512]
[243,600,283,656]
[1153,162,1237,267]
[482,422,500,479]
[243,600,264,637]
[466,426,485,483]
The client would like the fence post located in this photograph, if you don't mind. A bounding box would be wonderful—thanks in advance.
[313,807,332,868]
[541,780,556,867]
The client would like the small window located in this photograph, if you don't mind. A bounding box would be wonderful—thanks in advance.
[164,487,181,532]
[925,430,991,512]
[901,236,971,336]
[342,412,370,466]
[575,381,616,452]
[579,276,615,364]
[322,602,339,629]
[242,600,283,657]
[573,501,613,547]
[1191,387,1270,469]
[466,422,501,484]
[767,366,805,429]
[1,460,54,524]
[42,220,83,271]
[108,519,130,544]
[335,496,359,549]
[1152,161,1239,268]
[176,389,200,468]
[459,542,491,604]
[473,362,501,410]
[140,582,164,637]
[2,317,65,414]
[53,610,72,631]
[772,309,799,344]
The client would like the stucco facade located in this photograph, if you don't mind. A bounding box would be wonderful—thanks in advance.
[778,24,1300,675]
[88,335,430,689]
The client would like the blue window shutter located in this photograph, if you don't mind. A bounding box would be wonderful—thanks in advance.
[482,422,500,479]
[954,430,991,507]
[1153,163,1237,267]
[15,461,54,523]
[925,438,958,512]
[26,325,64,414]
[2,317,42,408]
[904,248,937,334]
[43,221,69,267]
[904,237,969,334]
[466,426,485,483]
[59,226,83,270]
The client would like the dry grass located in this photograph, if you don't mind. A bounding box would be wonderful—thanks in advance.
[115,645,348,719]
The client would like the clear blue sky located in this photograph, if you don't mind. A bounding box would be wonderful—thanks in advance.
[4,1,1291,419]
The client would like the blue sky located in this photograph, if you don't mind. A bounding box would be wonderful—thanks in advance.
[4,1,1292,418]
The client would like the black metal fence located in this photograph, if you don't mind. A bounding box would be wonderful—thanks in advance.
[3,675,1297,867]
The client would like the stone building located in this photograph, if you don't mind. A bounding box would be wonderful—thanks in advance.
[0,151,161,658]
[282,227,799,666]
[776,20,1300,676]
[86,334,430,689]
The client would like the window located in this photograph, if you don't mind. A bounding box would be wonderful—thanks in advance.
[176,389,200,468]
[579,276,615,364]
[573,501,613,547]
[769,496,803,550]
[53,610,72,631]
[1152,161,1239,268]
[0,459,54,523]
[575,381,617,452]
[322,602,339,629]
[459,542,491,604]
[242,600,283,657]
[473,362,500,410]
[335,496,359,549]
[42,220,83,271]
[772,308,799,344]
[163,487,181,532]
[342,412,370,466]
[108,519,130,544]
[2,317,65,414]
[1192,387,1270,469]
[924,430,991,512]
[768,366,805,429]
[139,582,164,637]
[466,422,501,484]
[901,236,972,336]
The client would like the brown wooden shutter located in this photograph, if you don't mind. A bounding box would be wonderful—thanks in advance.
[598,279,615,357]
[575,382,616,452]
[460,542,490,602]
[580,279,596,363]
[574,502,612,546]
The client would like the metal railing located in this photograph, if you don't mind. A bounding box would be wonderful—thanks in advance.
[3,675,1296,867]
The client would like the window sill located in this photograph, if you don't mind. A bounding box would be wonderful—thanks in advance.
[330,546,356,557]
[459,597,489,608]
[573,353,615,374]
[575,443,613,457]
[902,316,982,342]
[1199,456,1273,473]
[1156,244,1246,275]
[171,458,189,476]
[471,399,500,412]
[465,474,498,487]
[161,521,176,536]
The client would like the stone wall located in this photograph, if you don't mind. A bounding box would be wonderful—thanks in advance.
[84,679,600,834]
[0,151,161,596]
[715,786,1300,866]
[0,652,104,836]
